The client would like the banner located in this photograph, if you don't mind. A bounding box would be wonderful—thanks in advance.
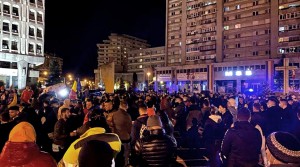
[100,62,115,93]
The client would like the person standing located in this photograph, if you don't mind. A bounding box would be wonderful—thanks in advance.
[53,108,75,162]
[0,122,56,167]
[221,107,262,167]
[111,100,132,167]
[135,115,177,166]
[21,86,33,105]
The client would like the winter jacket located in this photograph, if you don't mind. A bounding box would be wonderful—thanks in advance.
[135,129,177,167]
[221,121,262,167]
[131,114,148,146]
[111,108,132,142]
[0,142,57,167]
[0,122,56,167]
[203,115,224,146]
[53,119,68,147]
[60,127,121,167]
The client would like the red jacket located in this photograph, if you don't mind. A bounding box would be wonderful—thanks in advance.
[21,90,33,104]
[0,142,56,167]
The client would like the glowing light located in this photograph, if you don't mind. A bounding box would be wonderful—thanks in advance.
[249,88,254,92]
[59,88,68,97]
[225,71,233,76]
[245,70,252,76]
[235,71,242,76]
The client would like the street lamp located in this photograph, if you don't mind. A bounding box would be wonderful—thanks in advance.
[147,72,151,90]
[147,72,150,81]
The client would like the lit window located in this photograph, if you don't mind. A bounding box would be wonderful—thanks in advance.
[245,70,252,76]
[236,71,242,76]
[225,71,233,76]
[279,27,285,32]
[139,59,143,62]
[236,5,240,9]
[139,65,143,68]
[224,26,229,30]
[235,24,241,29]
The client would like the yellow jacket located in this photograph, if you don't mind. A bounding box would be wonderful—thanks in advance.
[60,127,121,167]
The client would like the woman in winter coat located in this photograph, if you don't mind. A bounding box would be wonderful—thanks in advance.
[0,122,56,167]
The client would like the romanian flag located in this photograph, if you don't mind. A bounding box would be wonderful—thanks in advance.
[69,80,77,100]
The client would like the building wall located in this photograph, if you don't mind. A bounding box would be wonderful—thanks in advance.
[96,33,150,73]
[165,0,300,64]
[161,0,300,93]
[0,0,45,89]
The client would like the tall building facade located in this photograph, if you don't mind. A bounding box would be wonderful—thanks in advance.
[124,46,165,90]
[0,0,45,89]
[160,0,300,93]
[94,33,150,85]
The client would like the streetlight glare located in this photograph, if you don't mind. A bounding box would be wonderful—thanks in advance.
[43,71,48,75]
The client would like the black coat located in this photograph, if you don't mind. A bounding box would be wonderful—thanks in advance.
[0,122,15,152]
[131,114,148,146]
[135,129,177,167]
[221,121,262,167]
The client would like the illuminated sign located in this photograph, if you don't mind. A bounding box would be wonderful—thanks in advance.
[0,68,17,76]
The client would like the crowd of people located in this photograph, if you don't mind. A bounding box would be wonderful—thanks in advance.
[0,82,299,167]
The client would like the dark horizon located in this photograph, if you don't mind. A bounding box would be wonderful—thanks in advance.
[44,0,166,78]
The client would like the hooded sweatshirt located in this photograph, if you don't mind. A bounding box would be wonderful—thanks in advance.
[0,122,57,167]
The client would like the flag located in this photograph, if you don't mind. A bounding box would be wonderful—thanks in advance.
[69,80,77,100]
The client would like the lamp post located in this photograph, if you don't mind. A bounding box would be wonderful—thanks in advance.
[147,72,151,90]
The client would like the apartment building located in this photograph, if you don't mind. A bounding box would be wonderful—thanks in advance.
[123,46,165,90]
[94,33,150,85]
[161,0,300,93]
[0,0,45,89]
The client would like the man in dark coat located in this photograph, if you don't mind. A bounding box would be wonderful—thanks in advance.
[221,107,262,167]
[135,115,177,167]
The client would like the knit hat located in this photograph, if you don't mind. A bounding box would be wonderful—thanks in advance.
[78,140,113,167]
[266,132,300,164]
[9,122,36,142]
[147,115,162,127]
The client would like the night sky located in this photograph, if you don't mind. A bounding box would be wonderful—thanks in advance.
[45,0,166,78]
